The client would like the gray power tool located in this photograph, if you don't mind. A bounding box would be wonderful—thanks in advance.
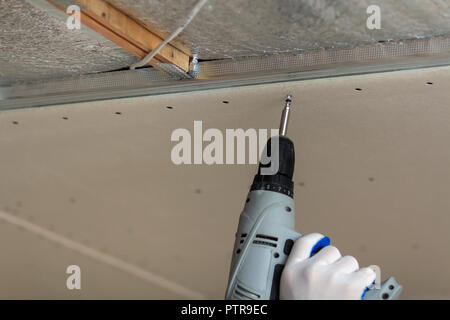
[225,95,402,300]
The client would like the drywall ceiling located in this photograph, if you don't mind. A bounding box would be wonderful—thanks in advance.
[0,66,449,299]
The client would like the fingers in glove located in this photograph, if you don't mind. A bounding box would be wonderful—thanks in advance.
[311,245,341,265]
[287,233,327,263]
[332,255,359,273]
[351,267,377,289]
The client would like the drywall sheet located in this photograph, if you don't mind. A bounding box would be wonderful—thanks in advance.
[0,66,450,299]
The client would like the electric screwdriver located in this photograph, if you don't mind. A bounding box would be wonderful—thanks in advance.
[225,95,402,300]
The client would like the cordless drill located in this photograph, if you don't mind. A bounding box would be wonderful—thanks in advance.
[225,95,402,300]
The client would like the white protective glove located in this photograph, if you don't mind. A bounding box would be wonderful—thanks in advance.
[280,233,376,300]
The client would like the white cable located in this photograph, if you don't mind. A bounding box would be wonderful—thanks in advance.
[130,0,209,70]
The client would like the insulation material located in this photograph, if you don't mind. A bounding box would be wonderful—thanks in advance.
[2,0,450,86]
[107,0,450,59]
[0,0,136,85]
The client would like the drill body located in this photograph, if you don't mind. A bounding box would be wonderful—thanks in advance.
[226,188,300,299]
[225,97,402,300]
[226,135,300,300]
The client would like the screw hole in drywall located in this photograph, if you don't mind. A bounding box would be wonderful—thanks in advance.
[166,106,173,110]
[426,82,434,85]
[355,88,363,91]
[115,112,122,115]
[222,100,229,104]
[62,117,68,120]
[12,121,19,125]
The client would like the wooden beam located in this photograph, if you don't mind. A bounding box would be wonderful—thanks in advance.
[47,0,190,72]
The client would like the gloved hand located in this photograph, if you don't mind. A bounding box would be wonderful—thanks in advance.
[280,233,376,300]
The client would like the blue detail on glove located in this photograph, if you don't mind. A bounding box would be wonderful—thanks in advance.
[309,236,330,257]
[361,280,376,300]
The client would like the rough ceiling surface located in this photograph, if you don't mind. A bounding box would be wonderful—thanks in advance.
[107,0,450,59]
[0,0,136,86]
[0,66,449,299]
[1,0,450,86]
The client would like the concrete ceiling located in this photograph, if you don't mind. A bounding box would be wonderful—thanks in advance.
[0,66,449,299]
[108,0,450,58]
[1,0,449,85]
[0,0,136,86]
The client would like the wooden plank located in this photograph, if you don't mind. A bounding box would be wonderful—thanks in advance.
[47,0,190,72]
[107,4,192,57]
[76,0,190,71]
[80,10,149,60]
[46,0,161,69]
[78,8,169,74]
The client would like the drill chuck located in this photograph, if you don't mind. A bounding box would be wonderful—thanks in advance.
[251,95,296,197]
[251,136,295,197]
